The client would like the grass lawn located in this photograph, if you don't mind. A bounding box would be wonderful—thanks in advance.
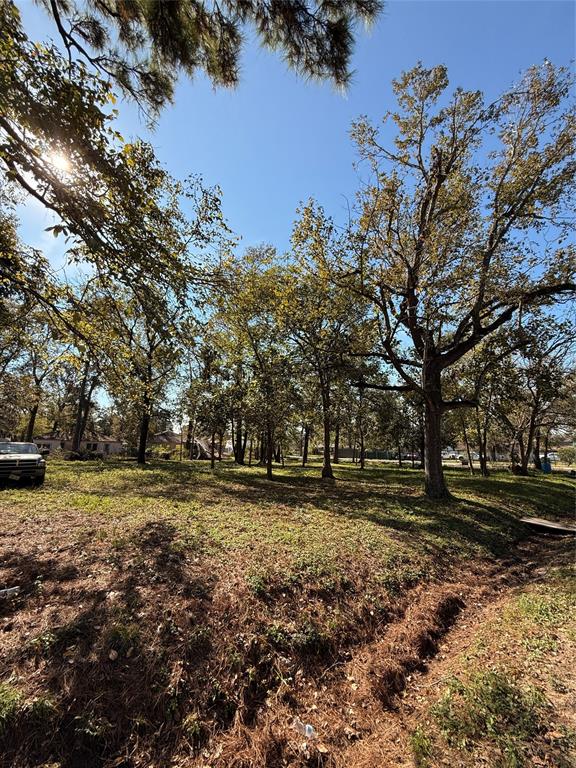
[0,459,574,767]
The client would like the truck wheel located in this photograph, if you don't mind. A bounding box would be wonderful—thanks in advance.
[33,476,45,487]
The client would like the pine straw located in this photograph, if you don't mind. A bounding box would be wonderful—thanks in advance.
[0,508,495,768]
[205,577,494,768]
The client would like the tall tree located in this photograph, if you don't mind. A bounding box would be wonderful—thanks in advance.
[490,315,576,474]
[214,248,295,480]
[17,310,69,441]
[283,218,369,479]
[323,62,575,499]
[73,280,186,464]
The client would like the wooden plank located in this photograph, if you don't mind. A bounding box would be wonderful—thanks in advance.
[521,517,576,534]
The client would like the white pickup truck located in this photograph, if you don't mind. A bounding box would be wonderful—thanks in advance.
[0,442,46,486]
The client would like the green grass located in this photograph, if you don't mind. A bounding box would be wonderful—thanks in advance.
[1,459,574,768]
[1,458,573,592]
[433,670,546,764]
[418,557,576,768]
[0,682,22,737]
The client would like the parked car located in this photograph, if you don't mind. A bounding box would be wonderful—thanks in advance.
[0,441,46,486]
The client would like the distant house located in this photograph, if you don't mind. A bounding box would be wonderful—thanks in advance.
[150,430,182,447]
[34,434,124,455]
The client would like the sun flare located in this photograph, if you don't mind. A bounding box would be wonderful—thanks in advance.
[46,150,71,174]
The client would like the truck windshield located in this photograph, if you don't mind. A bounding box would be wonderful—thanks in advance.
[0,443,39,454]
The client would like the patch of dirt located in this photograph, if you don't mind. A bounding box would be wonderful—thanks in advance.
[338,536,576,768]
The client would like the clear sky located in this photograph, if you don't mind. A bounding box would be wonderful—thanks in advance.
[16,0,576,269]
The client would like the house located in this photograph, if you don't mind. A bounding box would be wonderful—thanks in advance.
[34,434,124,455]
[150,430,182,447]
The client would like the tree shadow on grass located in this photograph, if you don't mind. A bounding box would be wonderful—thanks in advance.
[0,520,217,768]
[37,460,572,568]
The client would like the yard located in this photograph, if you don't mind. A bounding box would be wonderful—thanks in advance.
[0,460,574,767]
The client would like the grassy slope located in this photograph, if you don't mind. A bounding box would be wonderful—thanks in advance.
[0,460,574,767]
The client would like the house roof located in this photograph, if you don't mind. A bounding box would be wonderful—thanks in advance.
[152,431,182,443]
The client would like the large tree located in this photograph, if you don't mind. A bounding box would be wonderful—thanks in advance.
[326,62,575,499]
[286,212,369,479]
[213,247,295,480]
[1,5,227,298]
[489,315,576,474]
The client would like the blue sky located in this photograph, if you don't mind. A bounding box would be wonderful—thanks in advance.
[17,0,576,268]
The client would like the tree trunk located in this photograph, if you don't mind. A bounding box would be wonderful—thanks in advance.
[521,404,539,474]
[419,420,425,469]
[217,431,223,461]
[517,436,528,475]
[423,398,450,500]
[461,415,475,476]
[234,416,245,464]
[137,408,150,465]
[248,435,253,467]
[189,422,197,459]
[475,410,489,477]
[210,430,216,470]
[319,377,334,480]
[322,412,334,479]
[302,425,310,467]
[266,423,273,480]
[421,365,451,499]
[25,400,39,442]
[333,422,340,464]
[79,375,97,445]
[72,360,90,452]
[533,428,542,470]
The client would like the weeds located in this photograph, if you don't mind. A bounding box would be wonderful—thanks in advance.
[0,682,21,737]
[104,621,140,654]
[433,670,546,765]
[182,711,205,747]
[410,725,433,766]
[73,711,113,742]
